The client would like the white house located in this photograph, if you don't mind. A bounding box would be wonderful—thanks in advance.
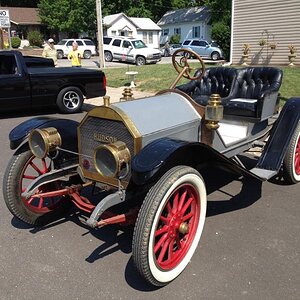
[157,6,211,45]
[103,13,161,48]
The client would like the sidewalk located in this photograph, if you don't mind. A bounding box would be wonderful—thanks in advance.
[83,86,154,111]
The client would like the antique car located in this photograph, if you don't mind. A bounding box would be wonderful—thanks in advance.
[2,49,300,287]
[0,51,106,114]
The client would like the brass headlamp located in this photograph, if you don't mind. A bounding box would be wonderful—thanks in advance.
[205,94,224,130]
[29,127,62,159]
[94,141,131,178]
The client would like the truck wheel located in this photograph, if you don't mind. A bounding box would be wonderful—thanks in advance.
[57,50,64,59]
[56,87,84,114]
[104,51,113,62]
[132,166,207,286]
[211,51,220,61]
[136,56,146,66]
[3,144,73,226]
[283,121,300,183]
[83,50,91,59]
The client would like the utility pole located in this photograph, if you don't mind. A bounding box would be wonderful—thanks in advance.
[96,0,105,69]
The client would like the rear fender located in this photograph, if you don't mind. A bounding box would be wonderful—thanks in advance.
[9,116,79,151]
[131,138,262,186]
[255,97,300,171]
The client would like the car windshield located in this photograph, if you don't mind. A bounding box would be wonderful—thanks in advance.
[132,40,147,49]
[57,40,67,45]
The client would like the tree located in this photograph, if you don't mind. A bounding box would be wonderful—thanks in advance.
[0,0,39,7]
[38,0,97,36]
[204,0,231,59]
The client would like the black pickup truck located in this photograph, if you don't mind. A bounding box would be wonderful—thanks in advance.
[0,51,106,113]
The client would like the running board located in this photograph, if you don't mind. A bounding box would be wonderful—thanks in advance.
[249,98,300,180]
[249,168,277,180]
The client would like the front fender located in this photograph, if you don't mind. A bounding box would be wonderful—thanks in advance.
[131,138,262,186]
[9,116,79,151]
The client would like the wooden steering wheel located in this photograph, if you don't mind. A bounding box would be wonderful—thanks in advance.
[172,48,205,82]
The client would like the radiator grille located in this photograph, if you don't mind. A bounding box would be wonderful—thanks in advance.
[79,116,134,180]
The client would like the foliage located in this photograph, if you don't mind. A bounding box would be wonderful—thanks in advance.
[38,0,97,36]
[170,34,181,44]
[11,37,21,48]
[242,43,250,55]
[288,44,297,55]
[0,0,38,7]
[28,30,43,47]
[258,39,267,46]
[211,21,230,59]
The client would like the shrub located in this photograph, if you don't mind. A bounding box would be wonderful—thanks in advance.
[211,21,231,60]
[11,36,21,48]
[28,31,43,47]
[170,34,180,44]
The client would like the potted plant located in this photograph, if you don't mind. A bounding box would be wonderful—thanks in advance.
[269,41,277,50]
[258,39,267,47]
[288,44,297,66]
[241,43,250,65]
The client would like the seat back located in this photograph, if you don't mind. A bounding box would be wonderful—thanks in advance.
[234,67,282,99]
[193,67,238,98]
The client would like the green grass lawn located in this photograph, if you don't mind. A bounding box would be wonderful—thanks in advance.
[103,63,300,103]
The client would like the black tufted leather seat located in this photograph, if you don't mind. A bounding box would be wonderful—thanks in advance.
[223,67,283,119]
[176,67,238,106]
[176,66,283,120]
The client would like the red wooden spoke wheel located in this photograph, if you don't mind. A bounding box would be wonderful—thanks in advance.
[294,134,300,175]
[132,166,207,286]
[153,184,200,270]
[20,156,63,214]
[283,122,300,183]
[3,145,72,225]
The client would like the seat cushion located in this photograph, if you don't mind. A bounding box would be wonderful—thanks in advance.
[223,98,258,117]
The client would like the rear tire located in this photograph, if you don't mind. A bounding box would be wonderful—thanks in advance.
[3,145,72,226]
[283,121,300,183]
[132,166,207,286]
[104,51,113,62]
[57,50,64,59]
[83,50,92,59]
[211,51,220,61]
[56,86,84,114]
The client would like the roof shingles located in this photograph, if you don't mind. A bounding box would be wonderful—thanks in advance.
[0,7,41,25]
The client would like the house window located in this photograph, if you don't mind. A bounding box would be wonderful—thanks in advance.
[163,29,169,36]
[111,30,116,36]
[143,31,147,43]
[174,28,181,35]
[192,26,201,38]
[149,32,153,44]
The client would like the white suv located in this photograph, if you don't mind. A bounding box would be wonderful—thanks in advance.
[103,37,161,66]
[55,39,96,59]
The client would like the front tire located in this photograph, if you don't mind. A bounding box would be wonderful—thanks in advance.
[3,145,73,226]
[136,56,146,66]
[83,50,92,59]
[283,121,300,183]
[132,166,207,286]
[56,86,84,114]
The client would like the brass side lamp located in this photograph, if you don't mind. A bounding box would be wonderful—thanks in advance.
[205,94,223,130]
